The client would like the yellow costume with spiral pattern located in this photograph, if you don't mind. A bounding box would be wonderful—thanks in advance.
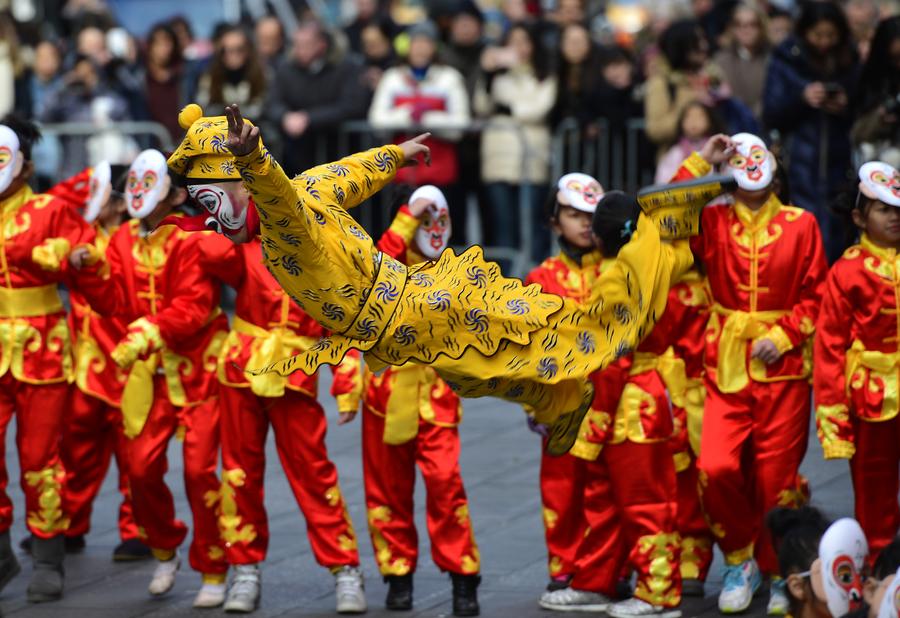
[167,107,694,427]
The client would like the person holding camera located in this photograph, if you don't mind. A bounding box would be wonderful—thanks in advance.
[852,16,900,170]
[762,1,860,263]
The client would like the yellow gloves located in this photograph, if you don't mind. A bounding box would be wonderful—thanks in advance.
[31,238,71,272]
[112,318,164,368]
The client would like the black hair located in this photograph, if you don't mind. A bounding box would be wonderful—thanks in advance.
[146,21,183,69]
[874,537,900,580]
[767,506,831,616]
[794,1,855,70]
[857,16,900,112]
[504,21,549,81]
[592,191,640,257]
[0,113,41,160]
[659,19,707,72]
[676,101,727,139]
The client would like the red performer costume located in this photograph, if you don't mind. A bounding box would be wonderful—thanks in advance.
[47,165,143,554]
[77,150,229,599]
[0,121,103,601]
[361,188,481,616]
[528,177,682,617]
[815,161,900,560]
[680,138,826,598]
[204,233,367,612]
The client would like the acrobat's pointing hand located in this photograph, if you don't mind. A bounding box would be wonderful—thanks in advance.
[224,104,261,157]
[399,133,432,168]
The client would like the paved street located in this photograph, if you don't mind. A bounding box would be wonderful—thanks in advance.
[0,378,854,617]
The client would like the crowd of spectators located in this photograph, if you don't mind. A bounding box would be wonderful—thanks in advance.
[1,0,899,265]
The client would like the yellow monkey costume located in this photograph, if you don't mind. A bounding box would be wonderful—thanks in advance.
[167,105,695,454]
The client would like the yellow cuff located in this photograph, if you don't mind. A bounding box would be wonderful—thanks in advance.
[31,238,72,272]
[336,393,360,414]
[390,210,421,245]
[823,440,855,460]
[151,548,176,561]
[202,573,227,585]
[683,152,712,178]
[724,544,754,566]
[765,325,795,355]
[569,438,602,461]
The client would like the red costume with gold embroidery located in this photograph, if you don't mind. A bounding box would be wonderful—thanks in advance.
[206,235,362,569]
[45,169,139,544]
[682,152,827,574]
[362,207,480,577]
[80,220,228,576]
[526,250,682,608]
[0,185,96,539]
[815,235,900,557]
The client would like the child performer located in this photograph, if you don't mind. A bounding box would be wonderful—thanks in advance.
[682,133,828,614]
[360,186,481,617]
[70,149,230,607]
[47,163,150,560]
[190,232,367,614]
[0,115,101,602]
[531,178,683,618]
[162,103,707,456]
[814,161,900,562]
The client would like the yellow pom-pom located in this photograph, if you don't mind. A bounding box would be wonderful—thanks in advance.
[178,103,204,130]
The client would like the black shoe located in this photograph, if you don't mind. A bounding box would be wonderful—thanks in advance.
[27,535,65,603]
[385,574,413,610]
[546,576,571,592]
[450,573,480,617]
[112,538,152,562]
[0,531,22,593]
[20,534,84,555]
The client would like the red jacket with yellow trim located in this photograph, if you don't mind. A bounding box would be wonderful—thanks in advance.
[363,206,462,432]
[814,236,900,459]
[680,152,827,392]
[0,185,97,384]
[203,236,361,410]
[80,219,227,405]
[67,224,128,406]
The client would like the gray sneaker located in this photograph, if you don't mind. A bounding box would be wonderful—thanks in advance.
[335,566,367,614]
[224,564,261,613]
[538,587,612,612]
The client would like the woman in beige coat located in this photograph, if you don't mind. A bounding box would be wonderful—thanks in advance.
[478,23,557,268]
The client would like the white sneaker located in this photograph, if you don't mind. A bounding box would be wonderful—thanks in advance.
[718,559,762,614]
[767,578,789,616]
[193,582,226,608]
[607,597,682,618]
[538,587,612,611]
[225,564,262,613]
[334,566,367,614]
[148,555,180,596]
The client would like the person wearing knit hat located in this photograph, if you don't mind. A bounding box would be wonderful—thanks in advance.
[815,162,900,569]
[69,148,231,607]
[162,102,704,458]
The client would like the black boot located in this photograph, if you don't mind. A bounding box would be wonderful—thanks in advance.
[112,538,152,562]
[27,535,64,603]
[385,573,413,610]
[20,534,84,554]
[450,573,480,617]
[0,531,22,593]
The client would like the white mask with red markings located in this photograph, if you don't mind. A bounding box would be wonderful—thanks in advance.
[557,173,604,213]
[819,518,868,618]
[187,184,248,237]
[411,185,451,259]
[85,160,112,223]
[859,161,900,208]
[728,133,776,191]
[0,125,25,196]
[125,149,171,219]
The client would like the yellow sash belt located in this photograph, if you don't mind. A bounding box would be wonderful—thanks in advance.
[0,285,63,318]
[121,354,158,439]
[232,316,316,398]
[383,364,427,445]
[710,304,788,393]
[630,350,689,408]
[846,340,900,421]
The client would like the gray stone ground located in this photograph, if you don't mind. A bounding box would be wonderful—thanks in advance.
[0,378,854,617]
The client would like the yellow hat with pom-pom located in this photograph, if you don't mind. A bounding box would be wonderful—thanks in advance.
[166,103,259,183]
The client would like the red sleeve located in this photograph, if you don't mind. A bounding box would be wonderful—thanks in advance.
[148,236,220,345]
[376,206,419,262]
[46,168,92,208]
[74,226,129,316]
[196,233,246,289]
[772,216,828,349]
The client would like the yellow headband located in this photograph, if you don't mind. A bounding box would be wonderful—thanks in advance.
[166,103,257,183]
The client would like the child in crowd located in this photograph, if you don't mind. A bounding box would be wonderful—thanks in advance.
[654,102,724,185]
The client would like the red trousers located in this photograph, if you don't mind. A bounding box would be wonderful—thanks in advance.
[569,441,681,608]
[0,374,69,538]
[126,377,225,574]
[676,458,713,582]
[698,378,810,574]
[849,415,900,559]
[362,409,479,576]
[62,388,138,540]
[219,386,359,568]
[539,451,589,579]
